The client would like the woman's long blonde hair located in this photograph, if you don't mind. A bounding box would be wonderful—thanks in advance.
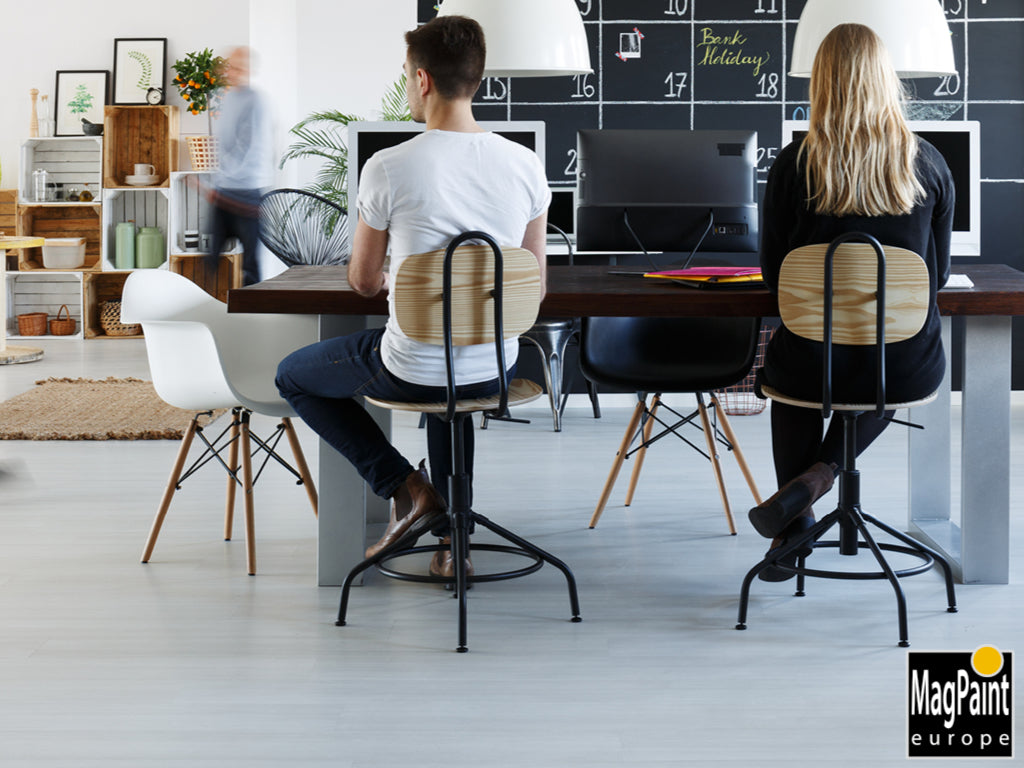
[801,23,924,217]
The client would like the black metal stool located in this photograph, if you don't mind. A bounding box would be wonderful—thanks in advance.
[736,232,957,646]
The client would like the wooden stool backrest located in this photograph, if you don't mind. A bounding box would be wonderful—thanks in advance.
[779,242,930,346]
[392,245,541,346]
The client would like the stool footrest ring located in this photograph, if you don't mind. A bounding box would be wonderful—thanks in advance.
[769,540,935,582]
[376,542,545,585]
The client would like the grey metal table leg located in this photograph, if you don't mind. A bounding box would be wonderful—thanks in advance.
[316,315,390,587]
[909,315,1011,584]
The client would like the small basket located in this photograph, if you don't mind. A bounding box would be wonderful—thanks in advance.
[17,312,48,336]
[186,135,220,171]
[715,324,775,416]
[99,300,141,337]
[49,304,77,336]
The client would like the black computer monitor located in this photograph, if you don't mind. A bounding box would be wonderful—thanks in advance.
[575,129,759,254]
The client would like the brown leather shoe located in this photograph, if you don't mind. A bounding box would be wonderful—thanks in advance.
[748,461,837,539]
[429,537,474,579]
[758,508,816,582]
[365,461,448,559]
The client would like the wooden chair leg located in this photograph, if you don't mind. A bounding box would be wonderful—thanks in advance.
[589,400,645,528]
[709,393,762,505]
[239,410,257,575]
[282,417,318,517]
[142,415,199,563]
[224,408,241,541]
[697,393,737,535]
[624,394,660,506]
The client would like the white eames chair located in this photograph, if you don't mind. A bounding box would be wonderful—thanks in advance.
[122,270,319,575]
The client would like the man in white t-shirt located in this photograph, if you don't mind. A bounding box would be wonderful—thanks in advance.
[276,15,550,575]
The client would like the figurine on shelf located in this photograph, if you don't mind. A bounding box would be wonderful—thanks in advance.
[39,95,54,137]
[29,88,39,137]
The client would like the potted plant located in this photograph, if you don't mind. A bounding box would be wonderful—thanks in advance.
[279,75,410,211]
[171,48,227,170]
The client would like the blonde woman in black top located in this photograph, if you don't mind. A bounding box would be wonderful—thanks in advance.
[750,23,955,579]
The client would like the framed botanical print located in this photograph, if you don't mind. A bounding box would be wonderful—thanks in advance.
[113,38,168,105]
[54,70,109,136]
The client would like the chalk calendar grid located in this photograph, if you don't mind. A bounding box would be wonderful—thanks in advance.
[421,1,1023,253]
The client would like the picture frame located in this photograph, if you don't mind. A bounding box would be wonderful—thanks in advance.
[113,37,168,105]
[54,70,110,136]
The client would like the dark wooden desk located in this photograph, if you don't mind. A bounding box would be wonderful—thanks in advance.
[230,263,1024,585]
[231,263,1024,317]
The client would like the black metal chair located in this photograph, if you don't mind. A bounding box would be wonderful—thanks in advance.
[736,232,958,646]
[580,314,763,532]
[335,231,582,653]
[258,188,349,266]
[485,222,600,432]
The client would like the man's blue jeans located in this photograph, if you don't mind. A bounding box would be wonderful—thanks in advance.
[275,327,511,504]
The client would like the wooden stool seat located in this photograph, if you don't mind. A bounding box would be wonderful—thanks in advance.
[758,384,937,413]
[365,378,543,414]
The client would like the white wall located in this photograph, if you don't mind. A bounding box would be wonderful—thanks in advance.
[1,0,250,190]
[250,0,415,276]
[260,0,416,188]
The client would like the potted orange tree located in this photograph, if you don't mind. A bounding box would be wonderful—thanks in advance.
[172,48,226,171]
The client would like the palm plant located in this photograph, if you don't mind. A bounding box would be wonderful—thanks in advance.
[279,75,411,211]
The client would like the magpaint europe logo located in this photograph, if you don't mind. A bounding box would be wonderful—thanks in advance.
[908,646,1014,758]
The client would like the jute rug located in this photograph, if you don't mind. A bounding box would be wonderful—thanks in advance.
[0,377,223,441]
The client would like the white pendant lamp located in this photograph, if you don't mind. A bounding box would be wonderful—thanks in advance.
[790,0,956,78]
[436,0,592,77]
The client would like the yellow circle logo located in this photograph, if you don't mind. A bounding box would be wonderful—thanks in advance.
[971,645,1004,677]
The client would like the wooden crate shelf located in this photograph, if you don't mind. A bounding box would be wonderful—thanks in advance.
[170,253,242,303]
[18,137,103,203]
[15,203,102,271]
[0,189,17,234]
[83,272,141,339]
[1,190,17,271]
[102,105,179,189]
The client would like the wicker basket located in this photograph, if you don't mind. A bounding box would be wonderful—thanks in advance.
[715,324,775,416]
[99,300,142,337]
[17,312,48,336]
[49,304,77,336]
[186,135,220,171]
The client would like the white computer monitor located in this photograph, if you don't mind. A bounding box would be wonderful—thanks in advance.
[347,120,546,252]
[782,120,981,257]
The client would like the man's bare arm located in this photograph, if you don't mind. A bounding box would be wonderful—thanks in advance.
[348,215,390,297]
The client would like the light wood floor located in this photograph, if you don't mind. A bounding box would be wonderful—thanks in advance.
[1,339,1020,767]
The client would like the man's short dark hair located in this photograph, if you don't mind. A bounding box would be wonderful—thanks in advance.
[405,15,486,100]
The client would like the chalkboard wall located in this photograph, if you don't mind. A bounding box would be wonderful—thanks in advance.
[419,0,1024,386]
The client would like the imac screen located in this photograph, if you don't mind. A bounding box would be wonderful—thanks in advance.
[347,120,545,252]
[782,120,980,256]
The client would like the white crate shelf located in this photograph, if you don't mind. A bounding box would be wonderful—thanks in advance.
[100,188,170,270]
[168,172,241,255]
[19,137,103,204]
[5,272,84,340]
